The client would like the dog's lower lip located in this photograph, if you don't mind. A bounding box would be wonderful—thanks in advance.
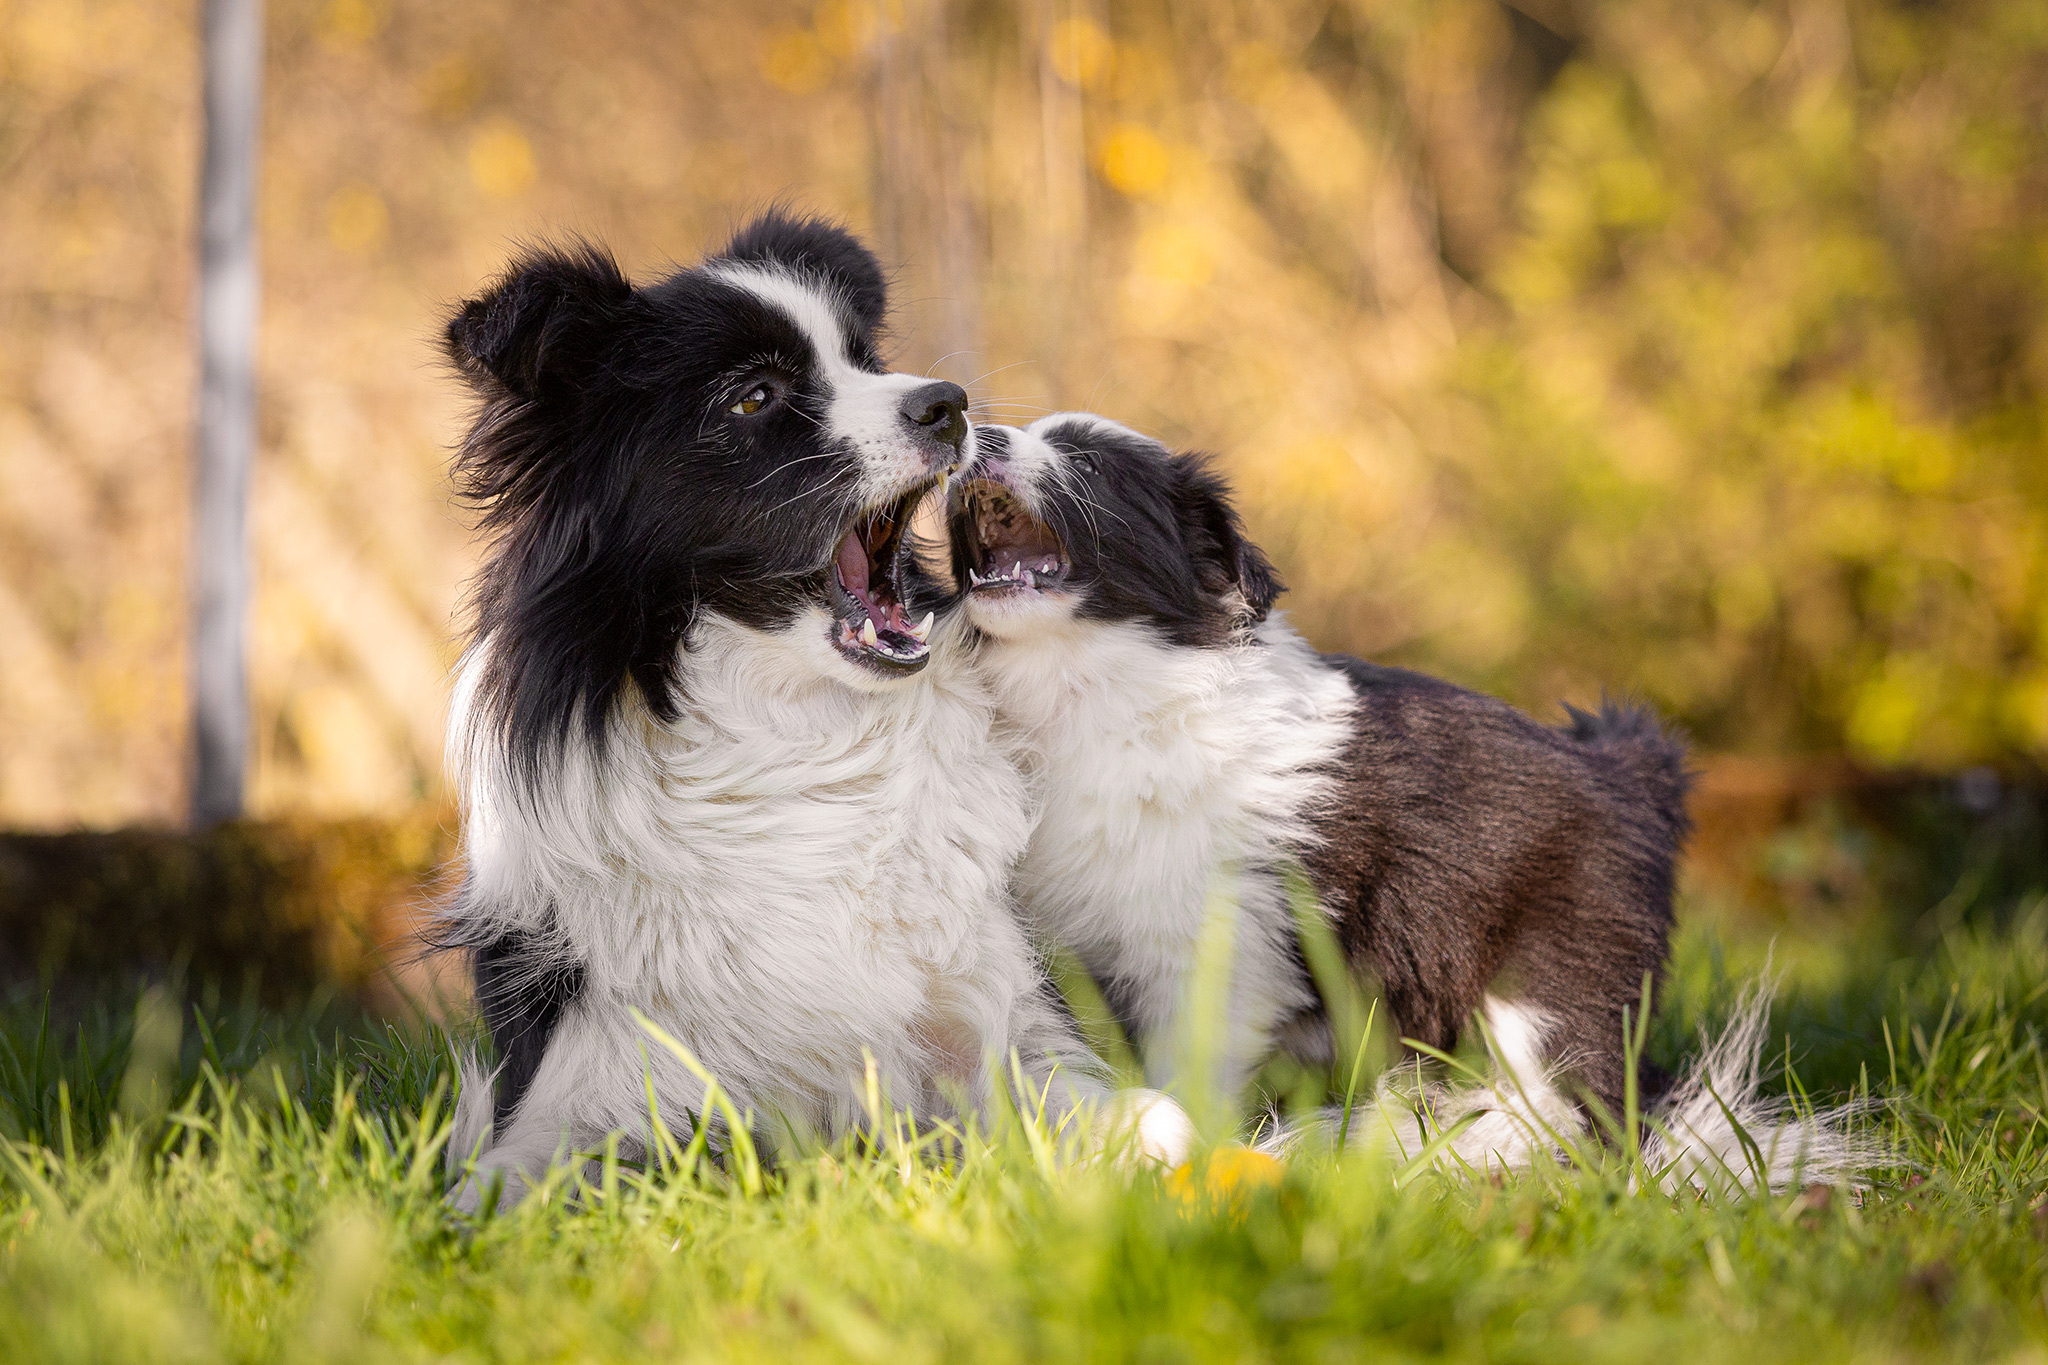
[960,476,1069,597]
[830,478,938,673]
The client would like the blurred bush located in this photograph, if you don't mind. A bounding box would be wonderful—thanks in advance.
[0,815,455,1004]
[0,0,2042,826]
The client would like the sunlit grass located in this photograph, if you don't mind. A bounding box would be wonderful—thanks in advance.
[5,913,2048,1363]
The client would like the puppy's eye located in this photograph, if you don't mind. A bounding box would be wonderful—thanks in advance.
[730,384,772,416]
[1072,456,1099,475]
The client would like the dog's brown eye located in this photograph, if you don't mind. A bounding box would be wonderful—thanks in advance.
[730,384,771,416]
[1073,456,1098,475]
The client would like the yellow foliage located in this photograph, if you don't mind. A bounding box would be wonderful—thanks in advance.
[467,120,536,198]
[813,0,879,59]
[2,0,2045,826]
[324,185,389,255]
[417,55,483,121]
[1098,124,1170,198]
[1050,18,1113,88]
[762,26,834,94]
[319,0,382,48]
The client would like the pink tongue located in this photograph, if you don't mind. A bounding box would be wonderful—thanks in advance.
[835,530,870,594]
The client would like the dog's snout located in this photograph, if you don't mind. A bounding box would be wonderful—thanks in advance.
[900,380,969,454]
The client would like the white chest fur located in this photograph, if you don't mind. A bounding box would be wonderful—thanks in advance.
[451,612,1046,1132]
[976,615,1357,1086]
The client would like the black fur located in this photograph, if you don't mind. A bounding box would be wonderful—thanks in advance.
[1303,658,1691,1119]
[472,921,585,1132]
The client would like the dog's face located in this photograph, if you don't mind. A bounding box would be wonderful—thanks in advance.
[448,213,971,767]
[949,414,1279,648]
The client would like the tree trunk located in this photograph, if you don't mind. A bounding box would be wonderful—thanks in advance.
[190,0,263,827]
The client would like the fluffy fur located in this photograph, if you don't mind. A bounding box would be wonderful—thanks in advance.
[1287,986,1876,1193]
[945,414,1863,1189]
[438,218,1181,1209]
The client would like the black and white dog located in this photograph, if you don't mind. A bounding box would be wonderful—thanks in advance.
[948,414,1792,1174]
[438,219,1183,1208]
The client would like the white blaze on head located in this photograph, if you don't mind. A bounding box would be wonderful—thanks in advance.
[707,264,948,507]
[1025,411,1157,471]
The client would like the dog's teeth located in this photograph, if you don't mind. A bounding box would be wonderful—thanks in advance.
[859,618,879,647]
[1023,569,1035,588]
[911,612,934,641]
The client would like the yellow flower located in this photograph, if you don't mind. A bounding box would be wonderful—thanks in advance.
[1168,1146,1285,1211]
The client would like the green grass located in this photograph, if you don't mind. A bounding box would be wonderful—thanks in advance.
[5,907,2048,1364]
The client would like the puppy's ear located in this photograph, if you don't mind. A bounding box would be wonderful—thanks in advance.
[1172,454,1281,626]
[446,241,631,401]
[717,210,887,336]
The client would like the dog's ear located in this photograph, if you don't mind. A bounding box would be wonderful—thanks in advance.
[445,241,632,401]
[716,210,887,337]
[1172,454,1281,626]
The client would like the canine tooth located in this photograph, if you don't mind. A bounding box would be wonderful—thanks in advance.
[911,612,934,641]
[1023,569,1035,588]
[859,619,879,647]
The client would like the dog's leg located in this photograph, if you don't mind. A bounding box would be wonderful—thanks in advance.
[1000,954,1195,1169]
[1494,905,1672,1131]
[447,1001,625,1213]
[471,918,585,1134]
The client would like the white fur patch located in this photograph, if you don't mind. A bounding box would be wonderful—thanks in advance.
[975,610,1357,1096]
[446,612,1109,1205]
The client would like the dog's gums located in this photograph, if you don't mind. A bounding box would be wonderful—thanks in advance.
[960,476,1070,596]
[831,481,940,673]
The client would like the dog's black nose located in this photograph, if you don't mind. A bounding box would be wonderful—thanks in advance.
[899,380,969,453]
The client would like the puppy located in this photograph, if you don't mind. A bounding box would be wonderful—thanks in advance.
[438,220,1181,1208]
[950,414,1691,1161]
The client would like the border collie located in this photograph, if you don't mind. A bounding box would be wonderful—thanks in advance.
[438,219,1183,1209]
[950,414,1860,1186]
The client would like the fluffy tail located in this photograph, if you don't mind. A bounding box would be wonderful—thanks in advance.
[1563,699,1694,840]
[1272,987,1878,1195]
[1638,985,1879,1195]
[446,1051,498,1185]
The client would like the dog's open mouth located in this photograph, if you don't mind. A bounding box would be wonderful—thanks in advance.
[961,478,1070,596]
[830,482,938,674]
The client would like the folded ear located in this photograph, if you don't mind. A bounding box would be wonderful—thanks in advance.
[1172,454,1282,626]
[716,209,888,337]
[445,241,631,401]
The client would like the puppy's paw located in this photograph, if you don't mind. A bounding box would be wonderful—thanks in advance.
[1095,1088,1197,1169]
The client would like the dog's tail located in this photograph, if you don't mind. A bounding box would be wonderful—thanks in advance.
[1269,986,1878,1195]
[446,1051,498,1185]
[1563,699,1693,840]
[1636,984,1880,1195]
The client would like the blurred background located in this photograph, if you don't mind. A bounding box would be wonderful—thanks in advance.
[2,0,2044,1001]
